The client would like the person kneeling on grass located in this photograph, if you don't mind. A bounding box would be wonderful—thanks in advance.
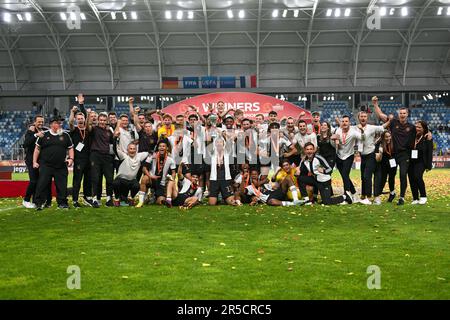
[297,142,353,205]
[136,141,176,207]
[112,142,149,207]
[246,167,302,207]
[165,170,203,209]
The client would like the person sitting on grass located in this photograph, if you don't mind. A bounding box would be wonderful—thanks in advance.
[247,167,302,207]
[233,163,252,206]
[136,140,175,207]
[165,166,203,209]
[272,158,301,202]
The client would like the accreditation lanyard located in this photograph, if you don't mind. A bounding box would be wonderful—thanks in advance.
[342,130,348,145]
[79,127,86,142]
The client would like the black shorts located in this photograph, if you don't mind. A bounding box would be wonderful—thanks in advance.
[151,180,166,198]
[186,163,204,176]
[240,192,252,204]
[203,163,211,174]
[176,164,191,176]
[209,180,233,199]
[267,188,286,202]
[287,155,301,166]
[173,193,190,206]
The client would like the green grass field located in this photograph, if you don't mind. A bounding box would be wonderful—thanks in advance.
[0,170,449,299]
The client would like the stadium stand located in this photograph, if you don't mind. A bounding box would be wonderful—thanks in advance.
[319,101,356,125]
[0,110,35,159]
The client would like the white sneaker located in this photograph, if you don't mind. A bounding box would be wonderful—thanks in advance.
[203,190,209,198]
[373,197,381,205]
[359,198,372,205]
[23,200,36,209]
[411,200,420,205]
[352,193,360,203]
[419,197,427,205]
[338,201,348,206]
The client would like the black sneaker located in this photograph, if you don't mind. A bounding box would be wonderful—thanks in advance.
[397,198,405,206]
[44,202,52,208]
[388,193,396,203]
[105,200,114,207]
[73,202,82,208]
[58,204,69,210]
[92,201,100,208]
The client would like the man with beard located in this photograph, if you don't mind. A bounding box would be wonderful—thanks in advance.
[23,115,51,208]
[354,111,390,205]
[69,107,93,207]
[330,115,364,203]
[297,143,353,205]
[113,143,149,207]
[87,112,115,208]
[373,97,424,205]
[108,112,118,130]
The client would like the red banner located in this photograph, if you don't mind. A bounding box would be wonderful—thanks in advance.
[161,92,312,121]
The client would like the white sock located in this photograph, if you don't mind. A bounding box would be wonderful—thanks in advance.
[167,197,172,201]
[282,201,294,207]
[289,186,299,201]
[106,196,111,202]
[303,197,309,201]
[138,191,145,203]
[86,196,92,200]
[390,191,395,195]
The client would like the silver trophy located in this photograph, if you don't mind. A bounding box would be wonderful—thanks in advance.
[209,113,218,138]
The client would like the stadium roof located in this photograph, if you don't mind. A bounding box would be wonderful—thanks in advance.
[0,0,449,91]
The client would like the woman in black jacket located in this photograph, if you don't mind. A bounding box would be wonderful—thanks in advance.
[373,130,397,205]
[316,121,336,170]
[408,120,433,205]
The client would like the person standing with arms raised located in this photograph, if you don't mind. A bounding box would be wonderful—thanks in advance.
[355,111,390,205]
[373,96,417,205]
[87,112,115,208]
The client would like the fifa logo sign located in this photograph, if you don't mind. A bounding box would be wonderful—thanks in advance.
[367,7,381,30]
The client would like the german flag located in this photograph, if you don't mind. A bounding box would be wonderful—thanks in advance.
[162,77,179,89]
